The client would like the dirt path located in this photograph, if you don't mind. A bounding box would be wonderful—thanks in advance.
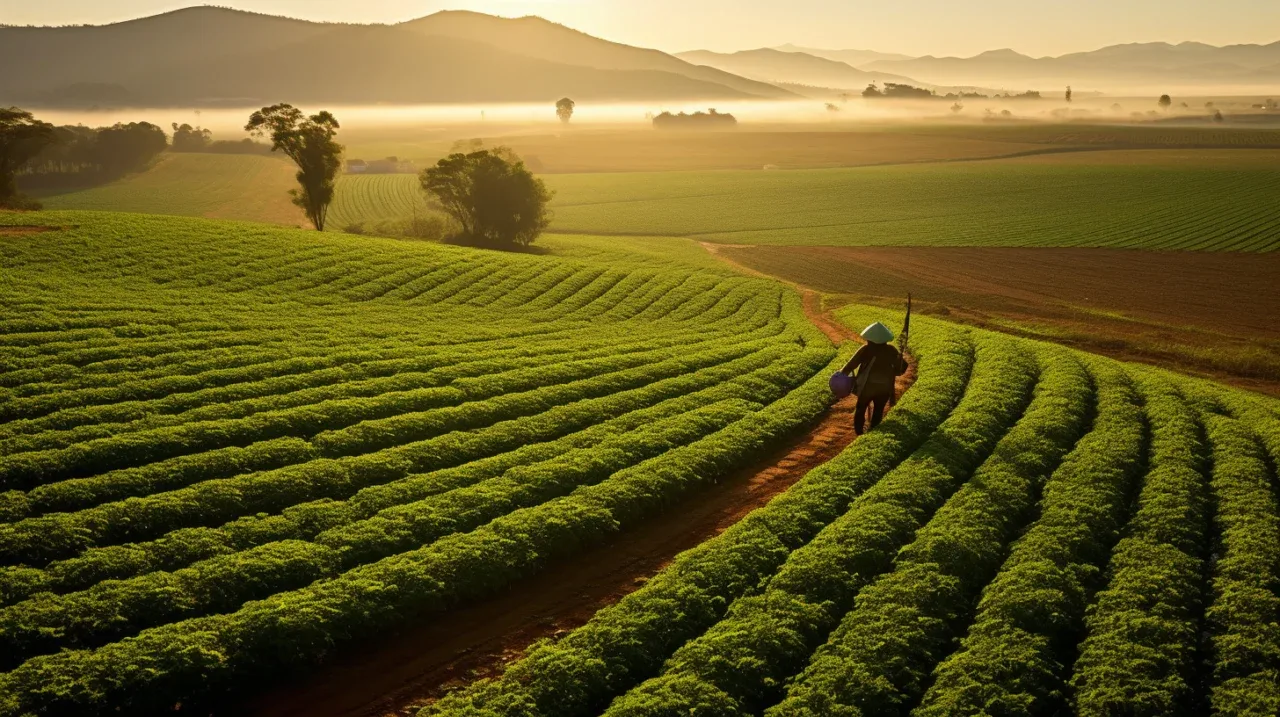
[243,290,902,717]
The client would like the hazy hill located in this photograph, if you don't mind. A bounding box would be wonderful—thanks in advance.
[772,44,915,67]
[864,41,1280,91]
[401,11,795,99]
[0,6,795,107]
[676,48,917,90]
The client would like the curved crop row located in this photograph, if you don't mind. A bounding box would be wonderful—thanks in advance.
[0,400,759,666]
[424,320,984,717]
[914,359,1146,716]
[1070,372,1210,716]
[1200,415,1280,716]
[0,344,834,717]
[762,346,1092,717]
[0,341,787,566]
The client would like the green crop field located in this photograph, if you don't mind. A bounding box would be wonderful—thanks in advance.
[327,149,1280,251]
[548,150,1280,251]
[34,154,303,225]
[1,209,1278,716]
[327,173,435,230]
[433,308,1280,717]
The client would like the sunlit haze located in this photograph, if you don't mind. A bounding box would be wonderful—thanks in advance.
[6,0,1280,57]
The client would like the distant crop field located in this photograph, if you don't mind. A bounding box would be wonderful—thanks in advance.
[327,173,433,230]
[548,149,1280,251]
[909,122,1280,148]
[35,153,302,225]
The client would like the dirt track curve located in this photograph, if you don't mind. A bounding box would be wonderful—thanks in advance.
[243,292,911,717]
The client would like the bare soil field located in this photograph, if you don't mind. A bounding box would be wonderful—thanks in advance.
[722,245,1280,392]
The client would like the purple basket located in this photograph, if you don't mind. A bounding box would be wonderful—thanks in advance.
[829,371,853,398]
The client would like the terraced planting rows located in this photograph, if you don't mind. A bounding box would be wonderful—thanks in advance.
[429,306,1280,717]
[0,212,836,716]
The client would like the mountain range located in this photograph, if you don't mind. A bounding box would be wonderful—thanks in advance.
[0,7,796,107]
[858,42,1280,91]
[676,49,916,90]
[4,7,1276,108]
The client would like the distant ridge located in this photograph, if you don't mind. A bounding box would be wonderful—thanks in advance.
[860,39,1280,90]
[676,48,919,90]
[0,6,798,107]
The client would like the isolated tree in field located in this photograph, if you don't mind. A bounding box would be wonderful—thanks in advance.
[1065,85,1072,103]
[825,102,840,113]
[245,104,343,231]
[1158,94,1172,111]
[556,97,576,124]
[0,107,56,208]
[1214,110,1225,123]
[420,148,551,248]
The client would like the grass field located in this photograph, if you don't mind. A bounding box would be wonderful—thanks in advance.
[33,154,303,225]
[1,210,1278,716]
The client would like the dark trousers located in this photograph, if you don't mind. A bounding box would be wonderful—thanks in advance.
[855,392,890,435]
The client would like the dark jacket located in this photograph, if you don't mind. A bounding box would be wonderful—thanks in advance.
[842,343,907,397]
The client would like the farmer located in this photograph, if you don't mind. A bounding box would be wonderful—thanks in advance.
[840,321,908,435]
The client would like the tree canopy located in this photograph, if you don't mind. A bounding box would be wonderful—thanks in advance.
[420,149,552,248]
[245,104,343,231]
[556,98,576,124]
[1159,94,1173,110]
[0,107,56,207]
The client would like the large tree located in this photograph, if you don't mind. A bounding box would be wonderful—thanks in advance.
[1158,94,1173,111]
[245,104,343,231]
[420,149,551,248]
[0,108,56,207]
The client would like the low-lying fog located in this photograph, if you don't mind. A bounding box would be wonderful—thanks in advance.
[29,94,1277,139]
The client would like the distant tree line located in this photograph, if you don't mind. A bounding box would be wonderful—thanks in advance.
[864,83,1043,101]
[171,124,272,155]
[15,119,167,193]
[652,109,737,130]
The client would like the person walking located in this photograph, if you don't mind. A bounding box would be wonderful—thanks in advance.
[840,321,908,435]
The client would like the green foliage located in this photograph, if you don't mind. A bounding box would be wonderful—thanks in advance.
[766,346,1093,716]
[420,149,552,248]
[246,104,343,231]
[0,107,55,205]
[915,359,1147,716]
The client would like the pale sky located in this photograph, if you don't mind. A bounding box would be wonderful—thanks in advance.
[3,0,1279,58]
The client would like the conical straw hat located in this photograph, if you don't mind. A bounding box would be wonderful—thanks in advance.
[861,322,895,344]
